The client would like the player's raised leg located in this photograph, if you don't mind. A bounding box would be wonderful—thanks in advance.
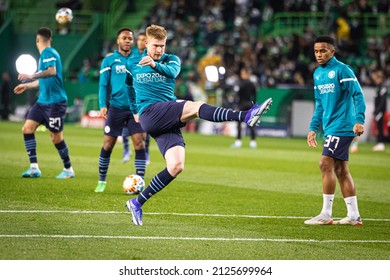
[180,98,273,126]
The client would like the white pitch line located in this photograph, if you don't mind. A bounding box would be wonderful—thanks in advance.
[0,209,389,222]
[0,234,389,244]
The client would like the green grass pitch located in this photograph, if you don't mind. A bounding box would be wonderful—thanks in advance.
[0,121,389,260]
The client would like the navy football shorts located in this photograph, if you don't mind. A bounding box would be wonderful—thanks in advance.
[139,100,187,156]
[104,106,144,137]
[26,101,67,133]
[321,135,355,161]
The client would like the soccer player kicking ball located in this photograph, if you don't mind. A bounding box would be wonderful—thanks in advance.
[13,27,75,179]
[125,24,272,225]
[305,36,365,226]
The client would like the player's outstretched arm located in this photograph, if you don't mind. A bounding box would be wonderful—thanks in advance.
[13,80,39,94]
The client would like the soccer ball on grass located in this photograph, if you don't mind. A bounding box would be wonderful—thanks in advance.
[123,174,145,194]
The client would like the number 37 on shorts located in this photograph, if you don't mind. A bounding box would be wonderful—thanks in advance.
[322,135,354,160]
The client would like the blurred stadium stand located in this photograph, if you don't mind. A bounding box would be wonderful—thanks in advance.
[261,12,390,38]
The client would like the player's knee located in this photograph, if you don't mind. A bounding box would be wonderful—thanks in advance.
[319,158,332,173]
[22,125,34,134]
[132,135,145,149]
[21,126,27,134]
[187,100,205,113]
[133,142,145,150]
[194,101,206,113]
[103,141,115,152]
[50,132,63,144]
[167,162,184,177]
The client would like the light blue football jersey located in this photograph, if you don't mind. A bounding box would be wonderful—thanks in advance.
[310,56,366,137]
[37,47,67,105]
[127,52,181,116]
[99,50,141,112]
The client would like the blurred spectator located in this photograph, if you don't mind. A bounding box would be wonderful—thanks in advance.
[356,0,373,13]
[0,0,9,25]
[380,34,390,72]
[1,71,11,120]
[375,0,390,13]
[66,96,83,122]
[175,75,194,103]
[77,58,98,83]
[349,17,365,55]
[100,40,115,58]
[187,71,207,102]
[335,9,351,49]
[371,68,388,152]
[231,68,258,149]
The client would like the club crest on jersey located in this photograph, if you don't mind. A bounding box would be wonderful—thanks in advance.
[328,70,335,79]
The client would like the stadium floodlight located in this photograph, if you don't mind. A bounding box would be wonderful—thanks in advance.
[15,54,37,75]
[205,65,219,82]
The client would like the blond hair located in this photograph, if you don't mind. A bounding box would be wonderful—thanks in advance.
[146,24,167,40]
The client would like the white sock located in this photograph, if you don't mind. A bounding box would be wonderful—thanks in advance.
[65,166,74,173]
[321,194,334,217]
[344,196,360,220]
[30,163,39,169]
